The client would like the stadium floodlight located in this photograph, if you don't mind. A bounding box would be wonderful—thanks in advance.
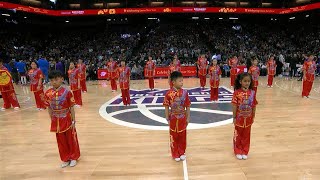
[49,0,56,3]
[204,18,210,20]
[192,17,199,20]
[2,14,10,16]
[229,17,238,20]
[65,20,69,23]
[148,18,158,20]
[306,14,309,17]
[289,17,295,20]
[219,18,223,20]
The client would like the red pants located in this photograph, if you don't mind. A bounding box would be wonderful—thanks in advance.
[199,75,206,87]
[267,75,274,86]
[121,89,131,105]
[148,77,154,89]
[72,89,82,105]
[302,80,313,97]
[56,127,80,162]
[230,75,236,86]
[210,87,219,101]
[80,79,87,92]
[33,90,46,109]
[233,125,251,155]
[253,87,258,99]
[110,79,117,91]
[170,130,187,158]
[1,90,20,109]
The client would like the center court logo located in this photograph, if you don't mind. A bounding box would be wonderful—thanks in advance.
[99,87,234,130]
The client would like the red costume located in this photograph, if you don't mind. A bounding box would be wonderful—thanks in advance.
[77,63,87,92]
[0,67,20,109]
[248,65,260,95]
[302,60,316,97]
[173,60,181,72]
[267,59,277,86]
[107,61,118,91]
[168,65,175,89]
[68,68,82,106]
[28,68,46,109]
[229,57,238,86]
[232,89,257,156]
[163,88,191,159]
[44,86,80,162]
[118,66,131,106]
[197,57,208,88]
[208,65,221,101]
[145,60,155,90]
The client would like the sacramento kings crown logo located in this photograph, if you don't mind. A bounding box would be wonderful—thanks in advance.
[99,87,233,130]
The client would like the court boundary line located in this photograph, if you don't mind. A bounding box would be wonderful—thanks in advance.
[183,159,189,180]
[274,79,320,101]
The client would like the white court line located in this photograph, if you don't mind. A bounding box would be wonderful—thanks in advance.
[183,159,189,180]
[0,96,32,117]
[274,79,320,101]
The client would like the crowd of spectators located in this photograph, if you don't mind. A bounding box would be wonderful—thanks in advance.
[0,21,319,82]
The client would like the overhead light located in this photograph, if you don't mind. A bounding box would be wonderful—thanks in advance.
[306,14,309,17]
[21,0,41,6]
[262,3,272,7]
[289,17,295,20]
[219,18,223,20]
[65,20,69,23]
[181,1,194,4]
[24,17,27,19]
[107,19,111,21]
[192,17,199,20]
[224,2,237,6]
[229,17,238,20]
[150,1,164,6]
[93,3,103,8]
[107,3,120,7]
[240,2,249,6]
[196,2,207,5]
[204,18,210,20]
[2,14,10,17]
[296,0,311,4]
[69,4,80,8]
[148,18,158,20]
[271,18,274,20]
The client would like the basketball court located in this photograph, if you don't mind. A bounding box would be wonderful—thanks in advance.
[1,77,320,180]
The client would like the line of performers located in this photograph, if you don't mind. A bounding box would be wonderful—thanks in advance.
[0,54,316,167]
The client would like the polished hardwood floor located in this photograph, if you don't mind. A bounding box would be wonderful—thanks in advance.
[0,76,320,180]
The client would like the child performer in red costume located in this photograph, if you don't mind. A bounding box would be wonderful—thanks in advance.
[302,54,316,98]
[232,73,258,160]
[28,61,46,110]
[145,56,155,90]
[68,62,82,107]
[248,58,260,96]
[45,70,80,168]
[267,56,277,88]
[117,60,131,106]
[197,54,208,88]
[163,71,191,162]
[208,58,221,101]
